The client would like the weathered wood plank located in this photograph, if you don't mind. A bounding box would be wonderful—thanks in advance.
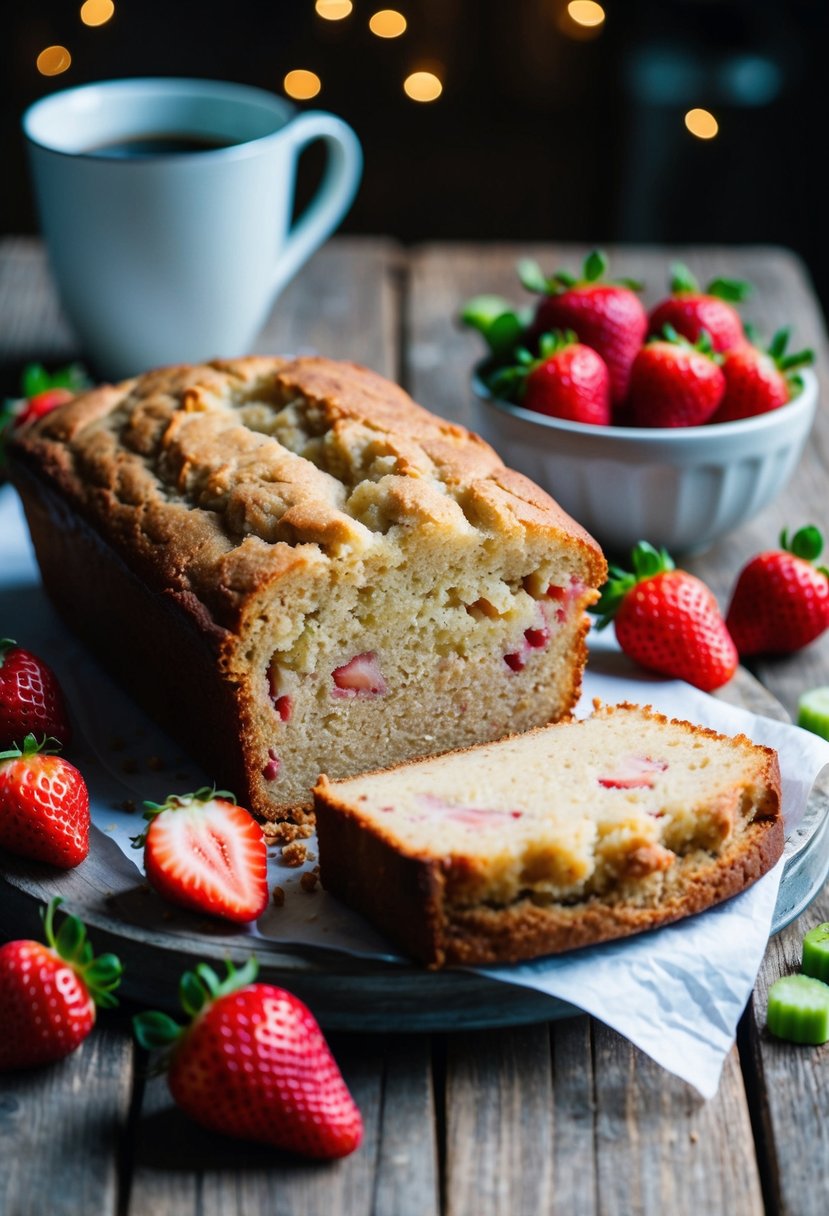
[592,1033,763,1216]
[742,778,829,1216]
[444,1025,554,1216]
[0,1020,134,1216]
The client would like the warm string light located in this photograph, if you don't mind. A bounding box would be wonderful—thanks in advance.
[36,45,72,76]
[80,0,115,27]
[403,70,442,102]
[315,0,352,19]
[567,1,606,28]
[685,108,719,139]
[369,9,407,38]
[284,69,322,100]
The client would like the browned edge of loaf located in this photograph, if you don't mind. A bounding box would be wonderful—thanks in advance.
[10,462,267,815]
[313,705,784,969]
[7,356,607,822]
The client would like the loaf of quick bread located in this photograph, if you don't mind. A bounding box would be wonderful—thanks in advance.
[8,356,606,821]
[313,702,784,966]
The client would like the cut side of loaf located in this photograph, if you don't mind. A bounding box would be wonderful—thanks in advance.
[8,356,605,821]
[313,702,784,967]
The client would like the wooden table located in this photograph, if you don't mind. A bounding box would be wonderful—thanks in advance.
[1,237,828,1216]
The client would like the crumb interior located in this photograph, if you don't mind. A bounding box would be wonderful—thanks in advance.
[326,708,771,907]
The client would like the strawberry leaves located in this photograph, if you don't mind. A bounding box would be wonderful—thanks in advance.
[42,896,123,1009]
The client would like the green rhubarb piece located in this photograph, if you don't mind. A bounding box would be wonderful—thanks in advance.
[802,924,829,984]
[797,687,829,741]
[766,974,829,1045]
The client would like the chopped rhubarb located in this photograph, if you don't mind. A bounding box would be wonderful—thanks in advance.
[332,651,388,698]
[262,749,281,781]
[598,755,668,790]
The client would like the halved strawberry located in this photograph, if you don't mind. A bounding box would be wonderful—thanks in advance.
[132,788,269,923]
[332,652,387,697]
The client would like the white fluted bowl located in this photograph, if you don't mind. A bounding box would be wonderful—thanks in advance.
[470,365,818,557]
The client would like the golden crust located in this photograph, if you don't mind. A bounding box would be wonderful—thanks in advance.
[313,704,784,968]
[9,355,606,632]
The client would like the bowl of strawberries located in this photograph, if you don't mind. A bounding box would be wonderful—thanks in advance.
[464,252,818,557]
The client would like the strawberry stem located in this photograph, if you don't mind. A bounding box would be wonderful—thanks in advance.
[0,733,62,763]
[518,250,642,297]
[133,958,260,1053]
[0,638,17,668]
[591,541,675,629]
[40,897,123,1009]
[131,786,237,848]
[780,525,824,563]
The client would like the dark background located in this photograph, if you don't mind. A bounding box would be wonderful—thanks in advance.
[3,0,827,314]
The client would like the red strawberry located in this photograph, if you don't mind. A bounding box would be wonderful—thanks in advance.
[725,526,829,657]
[519,250,648,405]
[132,788,269,923]
[12,387,75,429]
[711,328,814,423]
[627,327,725,427]
[0,734,89,867]
[489,330,611,425]
[648,263,751,353]
[592,541,738,691]
[0,896,122,1070]
[0,638,72,748]
[332,651,388,697]
[133,959,363,1158]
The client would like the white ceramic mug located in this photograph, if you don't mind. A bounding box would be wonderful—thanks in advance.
[22,77,362,379]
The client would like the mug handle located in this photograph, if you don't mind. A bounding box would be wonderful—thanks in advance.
[272,111,363,297]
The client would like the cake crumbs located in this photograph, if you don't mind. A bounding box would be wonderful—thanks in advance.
[264,821,314,845]
[300,871,319,894]
[689,1130,699,1145]
[113,799,137,814]
[281,841,308,867]
[272,885,285,907]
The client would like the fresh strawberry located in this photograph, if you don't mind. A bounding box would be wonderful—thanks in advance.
[0,638,72,748]
[725,526,829,656]
[132,788,269,923]
[627,326,725,427]
[648,263,751,353]
[12,387,75,429]
[592,541,738,691]
[519,250,648,405]
[133,959,363,1158]
[0,896,122,1070]
[711,328,814,423]
[488,330,611,425]
[0,734,89,867]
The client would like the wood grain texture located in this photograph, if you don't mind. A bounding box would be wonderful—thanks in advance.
[0,1020,134,1216]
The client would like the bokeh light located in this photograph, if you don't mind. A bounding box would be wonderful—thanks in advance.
[284,69,322,100]
[404,71,443,102]
[369,9,407,38]
[80,0,115,27]
[36,45,72,76]
[567,1,606,27]
[685,108,719,139]
[315,0,352,19]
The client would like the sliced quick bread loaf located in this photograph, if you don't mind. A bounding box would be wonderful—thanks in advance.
[313,702,783,967]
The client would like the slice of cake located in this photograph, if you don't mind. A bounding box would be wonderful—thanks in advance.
[8,356,605,821]
[313,702,783,967]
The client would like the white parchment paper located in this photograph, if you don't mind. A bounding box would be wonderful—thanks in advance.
[2,485,828,1097]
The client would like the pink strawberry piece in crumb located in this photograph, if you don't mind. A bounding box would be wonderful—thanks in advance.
[524,626,550,649]
[332,652,388,698]
[598,755,668,790]
[273,695,292,722]
[504,651,525,672]
[417,793,523,828]
[262,750,281,781]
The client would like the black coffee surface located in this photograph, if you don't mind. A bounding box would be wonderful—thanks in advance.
[88,132,243,157]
